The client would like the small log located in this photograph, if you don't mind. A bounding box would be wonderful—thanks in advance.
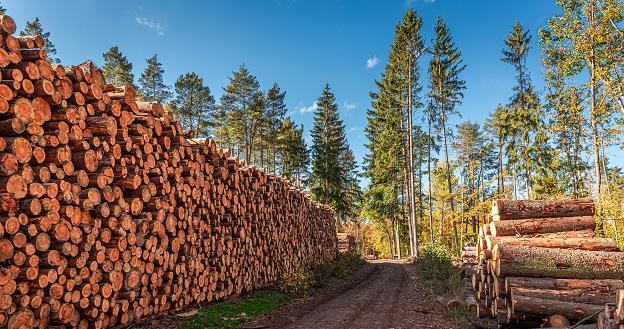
[490,216,596,237]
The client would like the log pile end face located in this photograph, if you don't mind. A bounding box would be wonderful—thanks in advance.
[0,14,338,329]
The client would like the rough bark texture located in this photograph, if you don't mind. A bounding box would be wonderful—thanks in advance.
[510,294,603,320]
[491,199,595,220]
[494,245,624,279]
[491,237,618,251]
[490,216,596,237]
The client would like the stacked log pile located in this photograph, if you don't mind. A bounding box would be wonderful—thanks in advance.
[336,233,355,253]
[0,14,338,329]
[470,199,624,328]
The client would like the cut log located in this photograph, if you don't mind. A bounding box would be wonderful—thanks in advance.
[491,199,595,220]
[510,294,603,320]
[491,237,619,251]
[494,245,624,279]
[490,216,596,237]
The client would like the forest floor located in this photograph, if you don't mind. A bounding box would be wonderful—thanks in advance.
[242,259,462,329]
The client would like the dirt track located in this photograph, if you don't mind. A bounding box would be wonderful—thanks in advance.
[251,259,460,329]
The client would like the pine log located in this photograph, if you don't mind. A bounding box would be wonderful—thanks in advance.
[510,294,603,320]
[510,286,615,305]
[505,277,624,294]
[491,199,595,220]
[490,216,596,237]
[491,237,619,251]
[494,245,624,279]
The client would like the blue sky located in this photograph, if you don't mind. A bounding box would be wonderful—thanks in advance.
[6,0,622,178]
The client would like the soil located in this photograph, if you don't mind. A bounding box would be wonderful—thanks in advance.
[243,259,461,329]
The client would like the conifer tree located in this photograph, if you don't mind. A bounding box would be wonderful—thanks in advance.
[138,54,171,103]
[170,72,215,137]
[310,84,354,222]
[0,4,5,15]
[264,83,288,172]
[102,46,135,88]
[428,17,466,248]
[280,118,310,188]
[219,65,264,164]
[501,22,542,199]
[21,17,59,63]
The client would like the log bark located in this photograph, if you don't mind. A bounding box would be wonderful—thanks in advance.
[491,237,618,251]
[510,294,603,320]
[494,245,624,279]
[491,199,595,220]
[490,216,596,237]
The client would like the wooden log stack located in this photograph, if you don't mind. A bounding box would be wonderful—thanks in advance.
[468,199,624,328]
[0,14,338,329]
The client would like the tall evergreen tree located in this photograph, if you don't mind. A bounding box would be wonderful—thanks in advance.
[20,17,59,63]
[219,65,264,164]
[501,22,542,199]
[264,83,288,172]
[138,54,172,103]
[280,118,310,188]
[428,17,466,249]
[102,46,135,88]
[170,72,215,137]
[310,84,353,222]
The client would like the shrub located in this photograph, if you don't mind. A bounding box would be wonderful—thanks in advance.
[419,243,462,295]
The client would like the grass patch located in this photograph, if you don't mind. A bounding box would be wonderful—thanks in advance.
[180,290,289,329]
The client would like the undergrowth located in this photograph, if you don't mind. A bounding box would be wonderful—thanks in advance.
[182,251,364,329]
[180,290,289,329]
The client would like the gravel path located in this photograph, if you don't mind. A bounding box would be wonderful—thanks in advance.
[251,259,460,329]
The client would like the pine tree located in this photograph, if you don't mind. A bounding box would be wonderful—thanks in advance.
[102,46,135,88]
[280,118,310,188]
[501,22,542,200]
[310,84,353,222]
[219,65,264,164]
[264,83,287,172]
[428,17,466,249]
[138,54,172,103]
[20,17,59,63]
[170,72,215,137]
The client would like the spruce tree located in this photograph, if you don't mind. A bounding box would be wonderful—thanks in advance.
[310,84,351,221]
[20,17,59,63]
[138,54,171,103]
[102,46,135,88]
[428,17,466,248]
[170,72,215,137]
[219,65,264,164]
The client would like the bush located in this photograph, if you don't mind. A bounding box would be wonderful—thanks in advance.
[419,243,462,295]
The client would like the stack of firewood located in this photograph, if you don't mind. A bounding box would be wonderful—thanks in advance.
[0,14,338,329]
[470,199,624,328]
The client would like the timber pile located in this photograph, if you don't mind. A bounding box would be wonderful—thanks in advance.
[0,14,338,329]
[336,233,355,253]
[470,199,624,328]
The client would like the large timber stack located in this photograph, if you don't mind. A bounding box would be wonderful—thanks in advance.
[469,199,624,328]
[0,14,338,329]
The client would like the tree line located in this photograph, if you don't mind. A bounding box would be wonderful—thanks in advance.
[363,1,624,258]
[100,48,362,224]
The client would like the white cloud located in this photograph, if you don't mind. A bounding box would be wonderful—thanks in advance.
[424,0,436,3]
[136,15,164,36]
[343,100,357,111]
[366,56,379,69]
[298,101,318,114]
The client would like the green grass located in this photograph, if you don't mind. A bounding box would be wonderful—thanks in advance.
[180,290,289,329]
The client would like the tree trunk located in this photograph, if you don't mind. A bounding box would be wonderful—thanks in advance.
[505,277,624,295]
[493,245,624,279]
[509,294,603,321]
[490,236,618,251]
[490,216,596,237]
[491,199,595,221]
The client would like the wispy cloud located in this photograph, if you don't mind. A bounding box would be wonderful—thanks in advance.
[343,100,357,111]
[298,101,318,114]
[348,127,361,133]
[366,56,379,69]
[136,15,164,36]
[406,0,436,5]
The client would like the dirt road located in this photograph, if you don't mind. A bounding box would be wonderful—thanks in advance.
[250,259,460,329]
